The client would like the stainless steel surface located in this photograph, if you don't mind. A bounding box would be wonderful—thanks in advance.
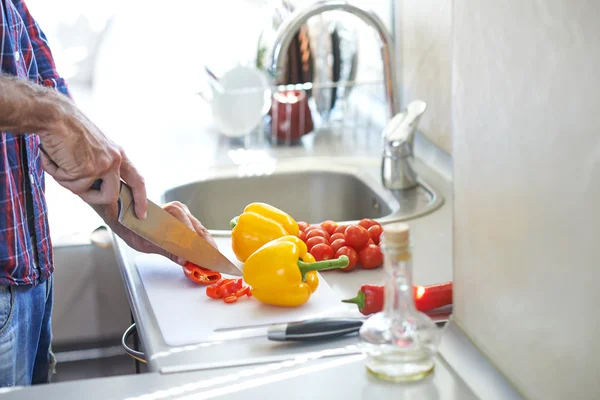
[117,183,242,276]
[162,157,444,234]
[267,0,400,117]
[381,100,427,190]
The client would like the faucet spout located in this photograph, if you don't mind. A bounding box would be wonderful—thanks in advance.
[266,0,400,117]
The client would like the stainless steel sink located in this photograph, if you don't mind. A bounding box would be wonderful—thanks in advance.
[161,157,444,235]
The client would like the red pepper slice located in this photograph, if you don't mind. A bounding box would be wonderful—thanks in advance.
[218,279,243,298]
[183,262,222,285]
[224,295,238,304]
[206,278,232,299]
[235,286,250,298]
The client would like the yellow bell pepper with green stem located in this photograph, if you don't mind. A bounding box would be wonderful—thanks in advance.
[230,202,299,262]
[243,236,349,307]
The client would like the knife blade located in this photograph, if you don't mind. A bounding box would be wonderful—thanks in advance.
[93,179,241,276]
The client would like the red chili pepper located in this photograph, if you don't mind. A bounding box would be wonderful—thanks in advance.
[183,262,222,285]
[413,282,453,312]
[341,284,384,315]
[342,282,453,315]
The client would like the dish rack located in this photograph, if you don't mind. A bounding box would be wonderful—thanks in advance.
[212,78,390,149]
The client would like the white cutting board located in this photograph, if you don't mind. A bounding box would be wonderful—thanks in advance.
[135,238,347,347]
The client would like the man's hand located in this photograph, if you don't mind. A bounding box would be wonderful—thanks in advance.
[0,74,147,219]
[93,200,217,266]
[38,101,148,220]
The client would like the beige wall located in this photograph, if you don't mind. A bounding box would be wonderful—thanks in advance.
[397,0,452,154]
[452,1,600,399]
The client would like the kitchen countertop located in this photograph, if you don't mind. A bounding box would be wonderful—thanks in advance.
[1,77,482,398]
[1,349,476,400]
[0,122,480,398]
[111,137,454,374]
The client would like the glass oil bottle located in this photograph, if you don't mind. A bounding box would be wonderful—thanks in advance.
[358,223,441,382]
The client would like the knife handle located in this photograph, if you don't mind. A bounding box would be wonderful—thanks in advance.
[267,318,364,342]
[91,179,103,191]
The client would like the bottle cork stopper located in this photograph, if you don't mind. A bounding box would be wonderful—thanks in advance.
[382,223,410,246]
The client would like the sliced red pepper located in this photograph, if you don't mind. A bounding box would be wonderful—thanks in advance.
[218,279,243,298]
[183,262,222,285]
[224,295,238,304]
[235,286,250,298]
[206,278,232,299]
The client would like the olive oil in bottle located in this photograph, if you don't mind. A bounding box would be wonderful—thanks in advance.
[358,223,441,382]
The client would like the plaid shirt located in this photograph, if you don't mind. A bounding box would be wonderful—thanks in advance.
[1,0,71,286]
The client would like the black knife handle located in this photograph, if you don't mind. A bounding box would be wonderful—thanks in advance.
[91,179,103,191]
[268,318,364,342]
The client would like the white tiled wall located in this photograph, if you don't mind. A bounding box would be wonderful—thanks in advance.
[396,0,452,154]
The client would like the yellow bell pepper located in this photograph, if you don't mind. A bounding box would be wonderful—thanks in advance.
[243,236,349,307]
[230,202,299,262]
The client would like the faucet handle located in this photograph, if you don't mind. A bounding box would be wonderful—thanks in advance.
[383,100,427,147]
[381,100,427,191]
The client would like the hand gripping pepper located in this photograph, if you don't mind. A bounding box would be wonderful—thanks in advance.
[230,202,300,262]
[243,235,349,307]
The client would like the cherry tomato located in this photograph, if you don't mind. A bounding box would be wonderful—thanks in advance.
[358,218,380,230]
[306,228,331,242]
[329,233,345,242]
[330,238,346,254]
[360,238,375,250]
[333,225,349,235]
[336,246,359,272]
[298,221,309,232]
[367,225,383,244]
[310,243,335,261]
[299,231,307,243]
[224,295,238,304]
[359,244,384,269]
[320,220,338,235]
[306,236,328,251]
[344,225,369,250]
[304,225,321,232]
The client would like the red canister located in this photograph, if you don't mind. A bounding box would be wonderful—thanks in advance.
[269,89,314,143]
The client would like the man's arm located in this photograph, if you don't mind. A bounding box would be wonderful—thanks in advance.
[0,72,148,215]
[0,73,68,135]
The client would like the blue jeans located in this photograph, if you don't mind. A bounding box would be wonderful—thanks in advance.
[0,275,54,387]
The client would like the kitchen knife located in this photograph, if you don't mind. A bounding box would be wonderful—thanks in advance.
[213,317,448,342]
[92,179,242,276]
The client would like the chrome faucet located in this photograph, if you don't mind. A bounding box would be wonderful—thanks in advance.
[381,100,427,190]
[266,0,425,191]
